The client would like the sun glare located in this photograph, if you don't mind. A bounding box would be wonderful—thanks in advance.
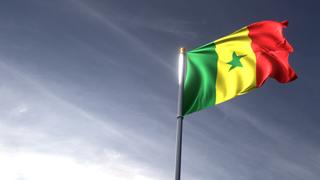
[178,53,184,85]
[0,151,155,180]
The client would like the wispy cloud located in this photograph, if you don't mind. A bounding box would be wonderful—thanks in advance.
[70,0,174,72]
[109,14,199,38]
[0,60,170,179]
[0,146,157,180]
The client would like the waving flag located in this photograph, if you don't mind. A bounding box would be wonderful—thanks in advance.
[182,20,297,115]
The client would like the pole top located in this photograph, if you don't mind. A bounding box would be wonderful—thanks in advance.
[179,47,186,54]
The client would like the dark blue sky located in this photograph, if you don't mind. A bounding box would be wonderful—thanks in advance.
[0,0,319,179]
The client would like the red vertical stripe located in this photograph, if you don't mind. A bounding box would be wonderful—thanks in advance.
[248,20,297,87]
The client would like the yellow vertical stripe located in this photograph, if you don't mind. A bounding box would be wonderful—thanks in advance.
[214,27,256,104]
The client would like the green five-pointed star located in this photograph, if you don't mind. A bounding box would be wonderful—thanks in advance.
[227,52,246,71]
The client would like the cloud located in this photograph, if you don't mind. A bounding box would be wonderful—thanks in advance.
[0,148,157,180]
[109,14,199,38]
[70,0,174,72]
[0,60,170,179]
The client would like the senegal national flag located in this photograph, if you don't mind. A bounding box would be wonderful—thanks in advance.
[182,20,297,115]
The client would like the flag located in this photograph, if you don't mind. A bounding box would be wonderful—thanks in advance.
[182,20,297,115]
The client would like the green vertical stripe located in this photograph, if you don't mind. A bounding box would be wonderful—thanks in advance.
[182,42,218,115]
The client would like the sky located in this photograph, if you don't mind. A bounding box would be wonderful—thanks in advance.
[0,0,319,179]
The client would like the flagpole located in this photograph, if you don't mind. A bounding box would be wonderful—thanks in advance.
[175,47,186,180]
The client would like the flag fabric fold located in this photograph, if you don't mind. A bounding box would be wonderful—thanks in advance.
[182,20,297,115]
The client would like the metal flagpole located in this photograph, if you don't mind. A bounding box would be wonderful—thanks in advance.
[175,47,186,180]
